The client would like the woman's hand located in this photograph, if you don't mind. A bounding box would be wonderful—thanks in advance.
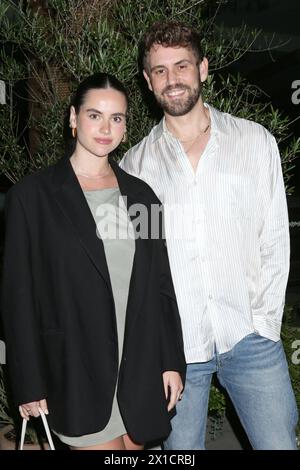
[162,371,184,412]
[19,399,49,421]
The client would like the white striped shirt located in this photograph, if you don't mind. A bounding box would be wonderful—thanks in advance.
[120,104,290,363]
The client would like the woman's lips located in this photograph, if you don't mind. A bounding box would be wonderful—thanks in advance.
[94,138,113,145]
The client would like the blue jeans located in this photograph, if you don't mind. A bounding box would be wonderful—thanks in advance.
[164,333,298,450]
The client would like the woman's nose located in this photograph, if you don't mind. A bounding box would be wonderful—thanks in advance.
[100,120,111,134]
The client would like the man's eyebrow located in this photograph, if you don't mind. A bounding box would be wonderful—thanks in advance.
[111,112,126,117]
[150,59,192,72]
[175,59,192,65]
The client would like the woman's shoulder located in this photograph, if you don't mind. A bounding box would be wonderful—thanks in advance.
[6,164,55,199]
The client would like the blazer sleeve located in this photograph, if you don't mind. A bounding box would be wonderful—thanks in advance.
[159,236,186,382]
[1,188,47,405]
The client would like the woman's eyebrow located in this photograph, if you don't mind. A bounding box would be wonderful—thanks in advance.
[85,108,126,117]
[86,108,102,113]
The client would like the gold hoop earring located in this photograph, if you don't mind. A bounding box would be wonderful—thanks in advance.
[72,127,77,139]
[122,132,127,143]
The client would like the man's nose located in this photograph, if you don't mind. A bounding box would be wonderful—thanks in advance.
[166,69,178,86]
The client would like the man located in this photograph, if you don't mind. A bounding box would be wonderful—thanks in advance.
[120,21,298,450]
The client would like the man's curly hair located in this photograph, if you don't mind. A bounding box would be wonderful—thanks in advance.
[140,21,204,71]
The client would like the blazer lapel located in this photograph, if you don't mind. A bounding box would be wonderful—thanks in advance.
[52,157,153,335]
[53,158,112,291]
[110,160,153,337]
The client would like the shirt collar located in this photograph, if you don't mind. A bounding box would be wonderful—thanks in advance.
[151,103,226,143]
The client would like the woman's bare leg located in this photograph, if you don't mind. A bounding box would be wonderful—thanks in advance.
[70,436,126,450]
[122,433,144,450]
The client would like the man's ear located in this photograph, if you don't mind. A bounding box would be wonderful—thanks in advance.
[143,69,153,92]
[199,57,209,83]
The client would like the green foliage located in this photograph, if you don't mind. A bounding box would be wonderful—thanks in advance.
[208,383,226,416]
[0,365,12,426]
[0,0,299,187]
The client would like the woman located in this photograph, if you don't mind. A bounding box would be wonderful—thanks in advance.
[1,73,186,450]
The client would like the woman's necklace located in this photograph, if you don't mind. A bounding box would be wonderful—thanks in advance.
[74,164,112,179]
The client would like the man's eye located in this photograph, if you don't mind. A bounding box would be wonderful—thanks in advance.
[156,69,165,75]
[113,116,123,123]
[89,114,99,119]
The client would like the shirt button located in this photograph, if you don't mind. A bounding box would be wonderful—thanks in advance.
[208,294,213,300]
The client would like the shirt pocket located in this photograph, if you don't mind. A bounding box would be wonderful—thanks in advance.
[212,174,254,220]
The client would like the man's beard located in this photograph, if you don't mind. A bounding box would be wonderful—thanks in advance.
[154,79,202,116]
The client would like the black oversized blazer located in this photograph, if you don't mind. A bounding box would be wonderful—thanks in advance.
[1,157,186,443]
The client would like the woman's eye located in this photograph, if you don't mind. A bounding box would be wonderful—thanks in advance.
[113,116,123,123]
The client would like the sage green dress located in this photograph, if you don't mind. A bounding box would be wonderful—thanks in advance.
[54,188,135,447]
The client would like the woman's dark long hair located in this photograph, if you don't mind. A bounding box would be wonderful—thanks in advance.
[63,73,128,158]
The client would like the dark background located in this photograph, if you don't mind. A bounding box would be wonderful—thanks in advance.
[215,0,300,189]
[214,0,300,318]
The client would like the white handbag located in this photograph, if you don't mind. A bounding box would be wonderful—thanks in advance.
[19,407,55,450]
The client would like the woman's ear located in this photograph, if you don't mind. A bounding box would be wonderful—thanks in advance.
[69,105,77,128]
